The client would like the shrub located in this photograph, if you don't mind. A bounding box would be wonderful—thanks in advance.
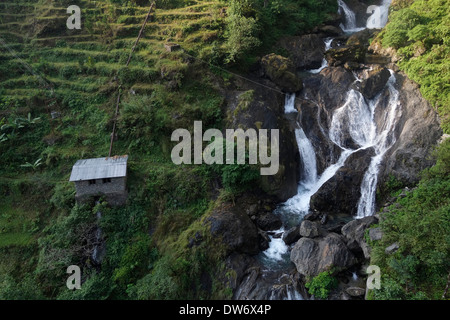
[382,8,423,49]
[305,271,338,299]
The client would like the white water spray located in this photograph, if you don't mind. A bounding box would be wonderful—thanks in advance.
[356,71,401,217]
[309,38,334,74]
[338,0,364,32]
[284,93,296,113]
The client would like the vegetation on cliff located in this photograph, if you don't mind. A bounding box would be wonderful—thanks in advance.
[377,0,450,133]
[369,0,450,300]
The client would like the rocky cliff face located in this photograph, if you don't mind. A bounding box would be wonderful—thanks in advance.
[379,73,443,186]
[219,73,301,201]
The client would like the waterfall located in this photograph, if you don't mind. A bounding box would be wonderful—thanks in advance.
[356,71,401,217]
[324,38,333,51]
[284,93,296,113]
[309,38,334,74]
[282,70,400,219]
[283,131,358,216]
[366,0,392,29]
[92,207,105,265]
[296,128,318,187]
[247,0,401,301]
[328,71,401,218]
[338,0,364,32]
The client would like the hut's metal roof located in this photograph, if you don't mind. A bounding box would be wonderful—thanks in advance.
[69,155,128,181]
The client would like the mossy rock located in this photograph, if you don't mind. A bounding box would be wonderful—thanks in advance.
[325,46,366,67]
[260,53,302,93]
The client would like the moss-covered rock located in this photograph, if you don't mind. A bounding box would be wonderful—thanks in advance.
[260,54,303,93]
[325,29,379,67]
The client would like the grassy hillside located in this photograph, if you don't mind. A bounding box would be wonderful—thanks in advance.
[0,0,337,299]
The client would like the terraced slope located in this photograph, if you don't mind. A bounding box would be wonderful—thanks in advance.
[0,0,227,167]
[0,0,225,104]
[0,0,226,262]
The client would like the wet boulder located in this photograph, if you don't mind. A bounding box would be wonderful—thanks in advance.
[282,225,301,245]
[299,220,323,238]
[302,66,355,112]
[255,211,282,231]
[341,215,378,258]
[310,148,375,215]
[325,29,378,68]
[325,45,365,67]
[360,66,391,99]
[378,73,442,187]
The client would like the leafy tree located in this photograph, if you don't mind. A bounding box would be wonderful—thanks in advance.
[225,0,261,63]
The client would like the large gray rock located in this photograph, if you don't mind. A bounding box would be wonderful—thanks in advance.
[368,227,383,241]
[378,73,442,187]
[303,66,356,112]
[341,216,378,258]
[385,242,399,254]
[282,225,301,245]
[279,34,326,70]
[299,220,322,238]
[290,233,357,277]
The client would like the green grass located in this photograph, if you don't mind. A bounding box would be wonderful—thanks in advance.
[0,201,36,248]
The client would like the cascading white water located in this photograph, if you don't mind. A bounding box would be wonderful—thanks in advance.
[309,38,334,74]
[356,71,401,217]
[329,71,401,218]
[338,0,364,32]
[296,128,318,187]
[366,0,392,29]
[278,70,400,222]
[284,93,297,113]
[285,287,304,300]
